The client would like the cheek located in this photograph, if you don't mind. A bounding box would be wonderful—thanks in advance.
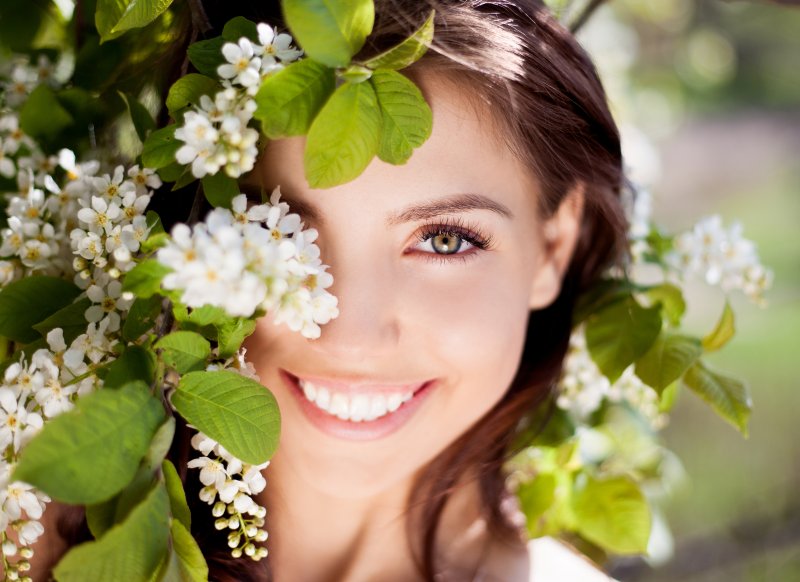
[404,259,533,410]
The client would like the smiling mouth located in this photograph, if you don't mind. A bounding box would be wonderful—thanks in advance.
[286,373,431,423]
[297,378,417,422]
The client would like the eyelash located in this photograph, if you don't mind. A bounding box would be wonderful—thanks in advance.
[412,217,495,264]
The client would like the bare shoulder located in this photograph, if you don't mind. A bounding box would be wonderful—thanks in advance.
[525,537,618,582]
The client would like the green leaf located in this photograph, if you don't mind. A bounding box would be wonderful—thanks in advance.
[187,37,226,77]
[168,520,209,581]
[371,69,432,164]
[517,474,557,537]
[87,414,173,540]
[171,169,198,191]
[95,0,130,42]
[156,162,185,183]
[304,80,382,188]
[0,277,82,343]
[634,333,703,393]
[216,318,257,359]
[122,259,171,298]
[254,58,336,138]
[19,85,73,141]
[172,370,281,464]
[201,172,240,209]
[54,482,170,582]
[283,0,375,67]
[702,301,735,352]
[173,305,228,327]
[13,382,165,504]
[155,331,211,374]
[585,296,662,384]
[362,9,434,70]
[166,74,220,118]
[142,125,180,170]
[643,283,686,327]
[683,361,751,436]
[111,0,174,35]
[163,459,191,530]
[122,295,162,342]
[0,0,45,51]
[33,297,93,344]
[222,16,259,42]
[119,91,156,142]
[571,475,651,555]
[573,278,633,326]
[103,346,157,389]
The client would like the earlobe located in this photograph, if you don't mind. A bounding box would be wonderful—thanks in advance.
[528,184,585,310]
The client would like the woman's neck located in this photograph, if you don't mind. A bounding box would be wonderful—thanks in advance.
[261,455,498,582]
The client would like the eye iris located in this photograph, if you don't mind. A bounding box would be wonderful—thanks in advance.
[432,233,462,254]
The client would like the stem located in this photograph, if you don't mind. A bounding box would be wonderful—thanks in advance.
[569,0,611,34]
[188,181,205,226]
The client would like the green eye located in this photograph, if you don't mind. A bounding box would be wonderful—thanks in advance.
[430,233,463,254]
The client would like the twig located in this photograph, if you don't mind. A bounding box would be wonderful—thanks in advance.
[569,0,611,34]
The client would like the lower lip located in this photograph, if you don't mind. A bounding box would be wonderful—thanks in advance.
[279,369,437,441]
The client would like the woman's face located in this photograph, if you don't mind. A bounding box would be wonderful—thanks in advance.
[245,74,573,499]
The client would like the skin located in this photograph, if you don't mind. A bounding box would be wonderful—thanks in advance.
[245,72,583,581]
[19,73,583,582]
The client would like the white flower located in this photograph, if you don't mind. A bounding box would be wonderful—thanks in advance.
[218,39,262,87]
[127,165,161,194]
[120,215,151,255]
[256,24,303,74]
[91,166,135,200]
[188,456,228,489]
[175,111,222,179]
[665,215,773,304]
[77,196,121,234]
[85,280,131,332]
[71,318,116,364]
[17,518,45,545]
[0,140,16,178]
[0,390,43,452]
[72,228,105,263]
[2,482,45,520]
[58,148,100,182]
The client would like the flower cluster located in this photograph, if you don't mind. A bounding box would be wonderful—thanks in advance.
[0,55,59,108]
[174,25,302,179]
[70,164,160,331]
[218,24,303,88]
[157,190,339,339]
[665,215,773,305]
[188,429,270,561]
[557,329,667,429]
[0,326,109,577]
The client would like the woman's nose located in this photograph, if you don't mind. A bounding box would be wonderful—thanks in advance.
[306,252,401,360]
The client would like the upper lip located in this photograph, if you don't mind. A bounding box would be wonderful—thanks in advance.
[283,369,433,395]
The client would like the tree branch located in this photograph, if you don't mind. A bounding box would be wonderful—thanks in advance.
[569,0,611,34]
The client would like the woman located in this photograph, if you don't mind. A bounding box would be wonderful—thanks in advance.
[31,0,627,580]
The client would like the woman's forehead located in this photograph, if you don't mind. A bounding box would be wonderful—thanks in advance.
[257,73,540,217]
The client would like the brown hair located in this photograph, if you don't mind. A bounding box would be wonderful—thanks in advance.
[56,1,627,580]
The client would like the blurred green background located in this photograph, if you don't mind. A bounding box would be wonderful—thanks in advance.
[574,1,800,580]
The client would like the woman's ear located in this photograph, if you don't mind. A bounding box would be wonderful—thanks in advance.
[528,184,585,310]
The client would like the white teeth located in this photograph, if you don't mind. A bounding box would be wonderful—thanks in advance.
[330,393,349,420]
[349,395,369,422]
[298,379,417,422]
[386,394,403,412]
[315,387,331,411]
[367,395,387,421]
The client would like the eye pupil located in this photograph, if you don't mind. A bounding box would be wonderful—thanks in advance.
[432,233,462,254]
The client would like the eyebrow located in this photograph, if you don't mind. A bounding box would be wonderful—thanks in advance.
[386,193,514,225]
[246,186,514,226]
